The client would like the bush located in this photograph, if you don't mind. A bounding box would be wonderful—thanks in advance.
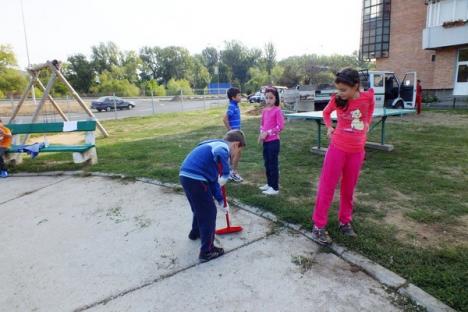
[91,72,140,96]
[144,80,166,96]
[166,79,193,96]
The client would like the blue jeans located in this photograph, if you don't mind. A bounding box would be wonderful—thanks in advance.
[263,140,280,190]
[180,176,217,253]
[0,147,7,171]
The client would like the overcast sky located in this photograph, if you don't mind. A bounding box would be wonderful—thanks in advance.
[1,0,362,69]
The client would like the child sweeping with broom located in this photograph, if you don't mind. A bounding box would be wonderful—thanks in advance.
[179,130,246,262]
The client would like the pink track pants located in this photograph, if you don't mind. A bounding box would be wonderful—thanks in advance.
[312,144,365,228]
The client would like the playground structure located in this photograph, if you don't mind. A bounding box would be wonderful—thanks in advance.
[5,60,108,165]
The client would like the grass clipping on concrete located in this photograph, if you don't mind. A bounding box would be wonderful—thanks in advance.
[12,105,468,311]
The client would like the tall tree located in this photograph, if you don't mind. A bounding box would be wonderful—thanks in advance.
[264,42,276,76]
[0,45,27,97]
[220,41,262,86]
[201,47,219,76]
[64,54,95,94]
[91,41,123,74]
[139,46,163,82]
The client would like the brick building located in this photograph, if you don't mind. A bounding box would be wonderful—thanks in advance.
[359,0,468,100]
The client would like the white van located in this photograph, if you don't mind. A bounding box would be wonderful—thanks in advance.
[359,70,417,109]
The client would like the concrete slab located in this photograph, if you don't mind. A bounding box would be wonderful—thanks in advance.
[0,176,404,312]
[0,175,70,204]
[0,176,271,311]
[89,230,400,312]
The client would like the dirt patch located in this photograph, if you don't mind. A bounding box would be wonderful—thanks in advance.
[384,211,468,248]
[388,111,468,127]
[39,132,85,145]
[245,106,262,116]
[0,100,87,117]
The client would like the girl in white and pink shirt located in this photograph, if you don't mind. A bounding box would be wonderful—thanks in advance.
[258,87,285,195]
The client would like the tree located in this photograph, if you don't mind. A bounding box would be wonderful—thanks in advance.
[139,46,163,82]
[264,42,276,76]
[91,41,123,74]
[64,54,95,94]
[166,79,193,96]
[201,47,218,76]
[158,47,194,84]
[91,71,140,97]
[220,41,262,87]
[0,45,27,98]
[120,50,142,84]
[142,79,166,96]
[190,57,211,90]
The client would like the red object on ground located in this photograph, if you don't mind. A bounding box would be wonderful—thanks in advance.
[215,163,243,235]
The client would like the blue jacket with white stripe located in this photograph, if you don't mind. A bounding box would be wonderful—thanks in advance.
[179,139,231,202]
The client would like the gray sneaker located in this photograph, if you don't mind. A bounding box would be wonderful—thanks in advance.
[311,226,332,246]
[339,223,357,237]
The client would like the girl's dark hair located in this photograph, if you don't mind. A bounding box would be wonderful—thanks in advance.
[264,87,280,106]
[334,68,360,110]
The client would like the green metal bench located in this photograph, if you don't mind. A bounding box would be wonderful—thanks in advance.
[5,120,98,165]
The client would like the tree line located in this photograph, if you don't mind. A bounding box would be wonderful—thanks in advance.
[0,41,372,98]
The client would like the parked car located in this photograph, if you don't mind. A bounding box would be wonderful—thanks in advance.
[91,96,136,112]
[248,92,265,103]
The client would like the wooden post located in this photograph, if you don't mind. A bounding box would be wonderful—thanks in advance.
[30,72,56,124]
[36,78,69,122]
[51,63,109,137]
[10,74,36,123]
[21,72,57,144]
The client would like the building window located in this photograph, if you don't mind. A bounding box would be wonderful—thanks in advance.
[456,48,468,83]
[432,55,436,62]
[359,0,391,60]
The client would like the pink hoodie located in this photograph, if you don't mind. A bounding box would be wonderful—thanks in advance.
[260,106,285,142]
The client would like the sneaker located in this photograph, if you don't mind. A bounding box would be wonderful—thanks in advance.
[188,230,200,240]
[311,226,332,246]
[262,187,279,195]
[259,184,270,191]
[229,172,244,183]
[199,246,225,263]
[339,223,357,237]
[0,170,8,178]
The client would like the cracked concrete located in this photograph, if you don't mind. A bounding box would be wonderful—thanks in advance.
[1,176,409,311]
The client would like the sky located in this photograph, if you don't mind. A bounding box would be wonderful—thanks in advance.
[1,0,362,69]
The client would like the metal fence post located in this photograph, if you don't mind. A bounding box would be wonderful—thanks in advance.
[113,92,117,120]
[151,90,155,114]
[180,89,184,111]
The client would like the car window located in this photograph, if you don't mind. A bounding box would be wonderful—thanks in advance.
[97,97,107,102]
[373,74,384,87]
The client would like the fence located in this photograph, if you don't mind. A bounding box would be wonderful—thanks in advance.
[0,88,231,123]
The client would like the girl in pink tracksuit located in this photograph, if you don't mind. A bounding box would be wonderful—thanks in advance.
[311,68,375,246]
[258,87,285,196]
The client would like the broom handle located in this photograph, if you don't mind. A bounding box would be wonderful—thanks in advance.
[218,162,231,228]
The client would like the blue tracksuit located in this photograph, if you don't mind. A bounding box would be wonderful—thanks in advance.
[179,139,231,252]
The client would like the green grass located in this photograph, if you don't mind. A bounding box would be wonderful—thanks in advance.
[12,105,468,311]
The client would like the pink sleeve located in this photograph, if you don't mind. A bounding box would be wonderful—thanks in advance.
[323,96,337,128]
[260,110,265,132]
[275,109,285,133]
[266,108,284,136]
[366,89,375,125]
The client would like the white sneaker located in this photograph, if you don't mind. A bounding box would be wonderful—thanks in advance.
[229,172,244,183]
[259,184,270,191]
[262,187,279,195]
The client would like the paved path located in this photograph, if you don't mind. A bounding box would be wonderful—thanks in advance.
[0,176,404,311]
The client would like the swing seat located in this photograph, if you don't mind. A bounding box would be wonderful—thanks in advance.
[5,120,98,165]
